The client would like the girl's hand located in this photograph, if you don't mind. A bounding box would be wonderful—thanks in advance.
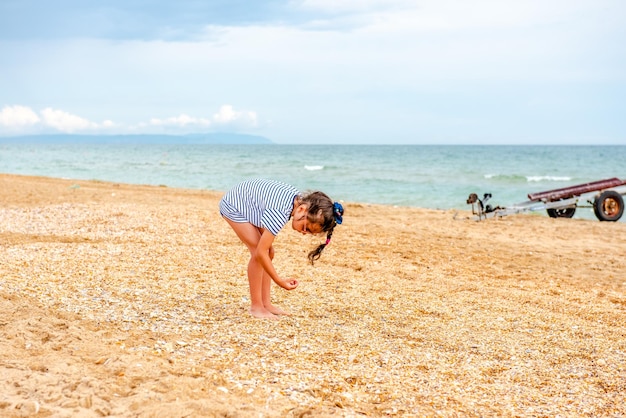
[278,278,299,290]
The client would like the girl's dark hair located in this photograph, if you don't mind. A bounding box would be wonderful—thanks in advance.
[300,191,344,264]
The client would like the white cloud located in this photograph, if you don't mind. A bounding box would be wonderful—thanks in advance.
[0,105,40,127]
[149,114,211,128]
[0,104,260,135]
[212,105,258,128]
[0,105,117,134]
[40,108,99,133]
[298,0,599,32]
[298,0,414,14]
[135,105,258,133]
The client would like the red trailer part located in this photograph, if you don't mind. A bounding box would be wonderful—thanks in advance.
[527,177,626,202]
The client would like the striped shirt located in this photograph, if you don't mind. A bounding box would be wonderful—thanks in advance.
[219,179,300,236]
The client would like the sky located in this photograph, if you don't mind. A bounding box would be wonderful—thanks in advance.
[0,0,625,144]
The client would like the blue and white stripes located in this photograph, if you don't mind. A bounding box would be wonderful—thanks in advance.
[219,179,299,236]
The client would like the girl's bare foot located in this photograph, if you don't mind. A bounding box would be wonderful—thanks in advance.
[266,304,291,316]
[250,307,279,319]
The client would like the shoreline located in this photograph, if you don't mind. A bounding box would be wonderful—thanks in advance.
[1,173,625,416]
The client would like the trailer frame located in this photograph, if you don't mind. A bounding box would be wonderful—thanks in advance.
[467,177,626,222]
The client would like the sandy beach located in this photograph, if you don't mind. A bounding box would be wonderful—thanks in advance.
[1,173,625,417]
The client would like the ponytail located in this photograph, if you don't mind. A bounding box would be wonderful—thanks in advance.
[308,229,334,264]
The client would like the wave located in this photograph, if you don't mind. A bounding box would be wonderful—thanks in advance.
[484,173,527,182]
[304,165,324,171]
[485,174,572,182]
[526,176,572,182]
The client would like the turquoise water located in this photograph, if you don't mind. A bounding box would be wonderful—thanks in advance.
[1,144,625,220]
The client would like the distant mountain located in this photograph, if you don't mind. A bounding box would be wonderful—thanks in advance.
[0,133,273,145]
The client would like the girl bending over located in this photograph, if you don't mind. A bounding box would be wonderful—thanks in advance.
[219,178,344,319]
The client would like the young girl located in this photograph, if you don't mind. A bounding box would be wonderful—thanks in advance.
[219,178,344,319]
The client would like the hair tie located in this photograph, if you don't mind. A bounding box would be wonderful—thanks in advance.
[325,238,331,245]
[333,202,344,225]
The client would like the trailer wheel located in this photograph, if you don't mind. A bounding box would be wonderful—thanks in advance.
[593,190,624,222]
[547,206,576,218]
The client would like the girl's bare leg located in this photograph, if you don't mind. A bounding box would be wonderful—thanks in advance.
[223,218,288,318]
[247,255,277,319]
[262,269,290,315]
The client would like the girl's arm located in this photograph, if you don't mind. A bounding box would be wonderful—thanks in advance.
[254,229,298,290]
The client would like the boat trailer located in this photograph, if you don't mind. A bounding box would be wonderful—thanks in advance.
[466,177,626,222]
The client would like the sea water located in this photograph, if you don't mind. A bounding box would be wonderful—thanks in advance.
[1,143,625,221]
